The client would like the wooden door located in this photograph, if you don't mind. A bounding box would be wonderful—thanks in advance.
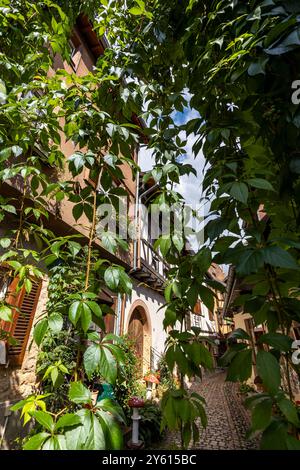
[128,310,144,372]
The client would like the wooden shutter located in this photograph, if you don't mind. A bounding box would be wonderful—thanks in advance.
[104,314,115,334]
[193,300,202,316]
[1,278,42,366]
[0,277,25,337]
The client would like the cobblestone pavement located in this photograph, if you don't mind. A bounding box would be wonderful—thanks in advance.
[160,371,260,450]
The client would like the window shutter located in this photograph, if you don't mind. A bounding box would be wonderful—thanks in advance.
[0,277,24,337]
[6,279,42,366]
[193,300,202,316]
[104,313,115,334]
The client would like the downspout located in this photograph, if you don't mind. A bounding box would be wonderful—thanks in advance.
[120,293,126,335]
[133,146,140,270]
[114,293,122,336]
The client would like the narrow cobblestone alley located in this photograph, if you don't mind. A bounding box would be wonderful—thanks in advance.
[161,371,260,450]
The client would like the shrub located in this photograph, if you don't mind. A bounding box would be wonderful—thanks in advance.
[139,401,163,448]
[113,334,146,418]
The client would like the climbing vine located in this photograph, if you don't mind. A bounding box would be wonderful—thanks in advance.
[1,0,300,450]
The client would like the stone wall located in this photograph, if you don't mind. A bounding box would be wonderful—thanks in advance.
[0,277,49,449]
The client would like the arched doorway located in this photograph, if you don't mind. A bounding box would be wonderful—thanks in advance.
[127,303,151,375]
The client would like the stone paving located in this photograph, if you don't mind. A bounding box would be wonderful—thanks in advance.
[160,371,260,450]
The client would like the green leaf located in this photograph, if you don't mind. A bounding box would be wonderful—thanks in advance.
[85,413,106,449]
[55,413,82,430]
[50,367,60,387]
[247,178,275,191]
[99,347,117,384]
[159,236,171,257]
[198,285,214,312]
[251,398,273,431]
[97,411,123,449]
[188,342,213,369]
[226,349,252,382]
[68,241,81,257]
[163,307,177,329]
[129,7,144,15]
[11,146,23,157]
[32,411,54,432]
[65,409,91,450]
[0,305,13,322]
[83,344,101,379]
[193,247,212,273]
[235,249,264,276]
[68,381,92,405]
[68,301,81,326]
[101,231,117,254]
[104,266,120,290]
[228,328,250,341]
[164,283,173,302]
[3,204,17,214]
[187,282,198,308]
[23,432,50,450]
[0,238,11,248]
[119,270,132,294]
[81,302,92,332]
[86,301,102,318]
[259,333,292,352]
[33,318,48,346]
[72,204,83,221]
[48,312,63,334]
[219,343,247,367]
[229,182,249,204]
[256,350,281,394]
[286,435,300,450]
[260,420,288,450]
[96,398,126,424]
[262,246,299,270]
[277,398,300,426]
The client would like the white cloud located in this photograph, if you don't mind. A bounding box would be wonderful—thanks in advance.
[138,107,207,251]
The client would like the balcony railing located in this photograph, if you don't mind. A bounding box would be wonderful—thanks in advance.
[140,239,168,279]
[133,238,169,291]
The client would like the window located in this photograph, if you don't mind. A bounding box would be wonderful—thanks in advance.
[0,273,42,366]
[208,310,214,322]
[69,35,81,71]
[192,314,202,329]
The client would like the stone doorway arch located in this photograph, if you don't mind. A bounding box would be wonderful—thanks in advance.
[127,301,151,376]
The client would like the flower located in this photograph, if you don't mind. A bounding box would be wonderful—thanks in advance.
[144,373,159,384]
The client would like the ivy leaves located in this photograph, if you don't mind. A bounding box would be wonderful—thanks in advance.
[68,292,104,333]
[104,266,132,294]
[65,382,125,450]
[83,334,125,382]
[22,382,125,450]
[161,389,206,449]
[256,350,281,394]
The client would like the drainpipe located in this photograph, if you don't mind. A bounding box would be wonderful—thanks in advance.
[133,147,140,271]
[114,293,122,336]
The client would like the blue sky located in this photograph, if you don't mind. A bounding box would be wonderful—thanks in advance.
[139,105,207,250]
[139,106,205,208]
